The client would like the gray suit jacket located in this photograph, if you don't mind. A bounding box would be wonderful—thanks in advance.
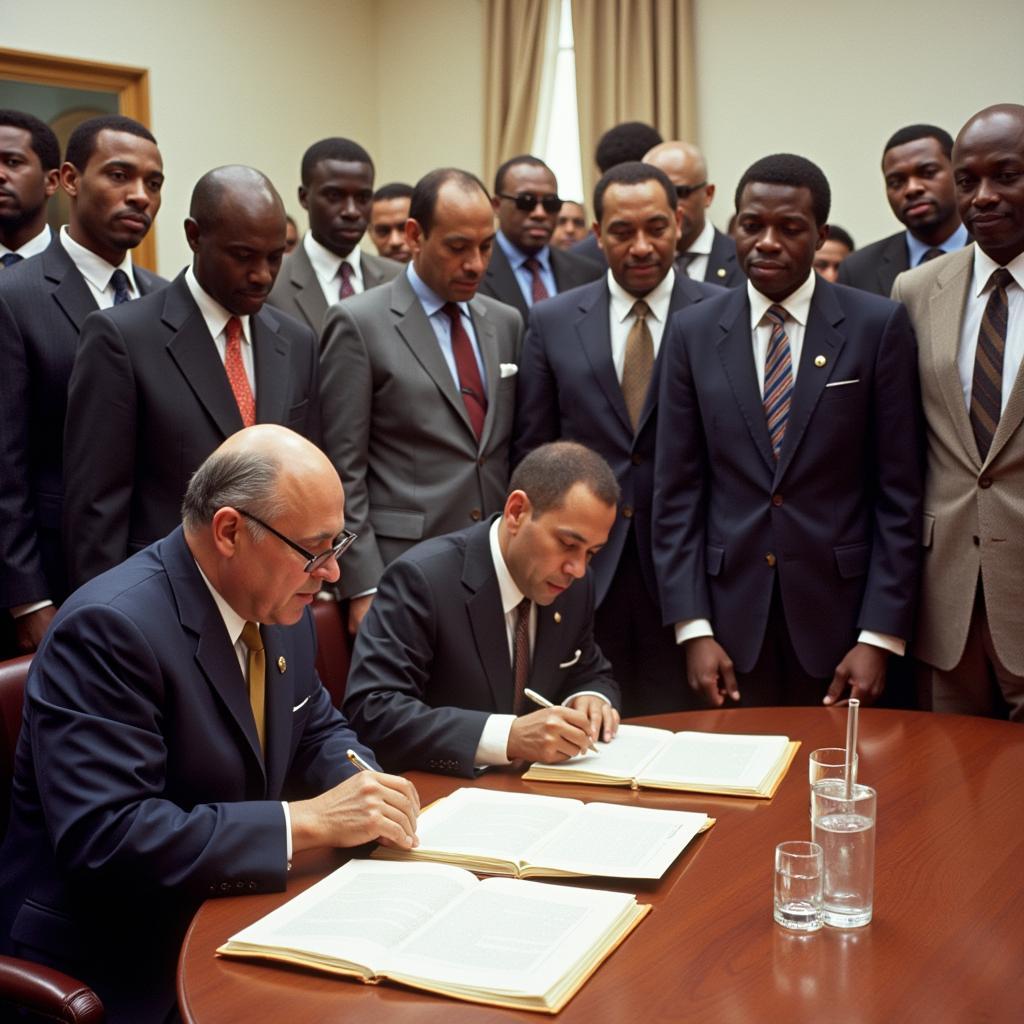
[266,241,402,335]
[319,271,523,596]
[892,245,1024,675]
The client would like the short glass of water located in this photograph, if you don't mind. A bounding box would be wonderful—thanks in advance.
[811,779,877,928]
[773,841,823,931]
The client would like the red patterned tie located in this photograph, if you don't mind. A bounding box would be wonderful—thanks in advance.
[524,257,549,304]
[338,261,355,299]
[441,301,487,441]
[225,316,255,427]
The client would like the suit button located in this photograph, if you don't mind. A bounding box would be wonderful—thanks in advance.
[249,881,258,889]
[470,508,481,521]
[979,477,992,489]
[972,535,980,545]
[771,494,783,507]
[219,882,230,892]
[631,454,642,465]
[765,552,777,567]
[622,505,634,518]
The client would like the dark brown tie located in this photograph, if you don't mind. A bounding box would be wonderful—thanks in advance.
[523,257,550,304]
[512,597,531,714]
[970,268,1013,461]
[920,248,944,264]
[441,301,487,441]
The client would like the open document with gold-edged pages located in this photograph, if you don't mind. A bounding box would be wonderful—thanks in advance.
[371,787,713,878]
[217,859,649,1014]
[522,724,800,797]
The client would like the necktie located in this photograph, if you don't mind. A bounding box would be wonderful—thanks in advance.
[441,301,487,441]
[110,268,132,305]
[241,621,266,754]
[0,252,23,268]
[920,248,945,264]
[675,251,697,276]
[512,598,531,714]
[620,300,653,431]
[763,305,794,460]
[224,316,256,427]
[338,261,355,300]
[970,268,1013,462]
[523,257,549,304]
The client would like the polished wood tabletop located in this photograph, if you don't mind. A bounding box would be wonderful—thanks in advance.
[177,707,1024,1022]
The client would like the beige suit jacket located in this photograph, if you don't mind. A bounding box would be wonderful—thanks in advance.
[893,244,1024,675]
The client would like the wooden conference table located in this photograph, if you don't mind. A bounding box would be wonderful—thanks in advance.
[178,707,1024,1022]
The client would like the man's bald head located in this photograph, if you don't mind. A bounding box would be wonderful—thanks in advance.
[643,141,715,251]
[184,166,288,315]
[953,104,1024,265]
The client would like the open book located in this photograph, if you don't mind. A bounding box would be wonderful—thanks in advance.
[522,724,799,798]
[372,787,711,878]
[217,860,648,1014]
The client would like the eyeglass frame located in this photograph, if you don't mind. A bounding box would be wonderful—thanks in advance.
[675,181,708,200]
[238,509,357,573]
[496,191,563,214]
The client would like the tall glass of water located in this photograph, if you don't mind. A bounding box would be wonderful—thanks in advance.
[811,779,876,928]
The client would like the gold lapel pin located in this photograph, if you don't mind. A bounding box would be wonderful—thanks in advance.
[277,656,287,673]
[553,611,562,624]
[814,354,827,368]
[716,268,726,278]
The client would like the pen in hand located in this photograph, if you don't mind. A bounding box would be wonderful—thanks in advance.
[346,748,374,773]
[523,688,600,753]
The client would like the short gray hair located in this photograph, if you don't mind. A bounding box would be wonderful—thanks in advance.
[181,448,287,537]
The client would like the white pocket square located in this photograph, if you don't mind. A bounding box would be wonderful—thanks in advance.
[825,379,859,388]
[559,649,582,669]
[292,695,310,712]
[499,362,518,379]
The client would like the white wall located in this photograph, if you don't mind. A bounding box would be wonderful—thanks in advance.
[693,0,1024,246]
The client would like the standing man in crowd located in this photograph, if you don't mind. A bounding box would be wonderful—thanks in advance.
[368,181,414,263]
[840,124,969,296]
[551,199,587,250]
[813,225,855,282]
[320,167,522,635]
[892,103,1024,722]
[0,109,59,265]
[0,115,164,651]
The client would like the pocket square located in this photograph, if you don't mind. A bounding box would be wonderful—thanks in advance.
[499,363,518,379]
[292,695,310,712]
[559,649,582,669]
[825,379,859,388]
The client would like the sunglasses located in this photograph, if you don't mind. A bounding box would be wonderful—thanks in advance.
[676,181,708,200]
[497,192,563,214]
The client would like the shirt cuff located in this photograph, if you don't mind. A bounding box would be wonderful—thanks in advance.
[349,588,377,600]
[675,619,713,645]
[561,691,610,707]
[475,713,516,767]
[281,801,293,866]
[857,630,905,657]
[10,599,53,618]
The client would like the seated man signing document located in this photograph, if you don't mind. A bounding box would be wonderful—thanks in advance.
[344,441,622,775]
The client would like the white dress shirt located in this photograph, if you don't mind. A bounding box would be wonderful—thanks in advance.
[607,266,676,380]
[184,267,256,393]
[304,231,365,305]
[0,223,51,261]
[59,225,138,307]
[681,219,716,282]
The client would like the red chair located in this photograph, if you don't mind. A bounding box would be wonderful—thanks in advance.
[0,654,105,1023]
[311,597,353,707]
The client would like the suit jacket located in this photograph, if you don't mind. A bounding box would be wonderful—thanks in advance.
[653,279,924,678]
[343,519,618,775]
[319,271,523,596]
[837,231,909,297]
[62,273,321,589]
[704,227,745,287]
[477,242,603,321]
[266,241,402,335]
[892,245,1024,675]
[0,527,374,1021]
[512,273,722,607]
[0,235,165,607]
[570,232,605,268]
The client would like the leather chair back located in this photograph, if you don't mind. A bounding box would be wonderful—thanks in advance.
[0,654,32,840]
[310,599,352,707]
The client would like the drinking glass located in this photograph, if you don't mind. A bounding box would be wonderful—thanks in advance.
[773,841,823,932]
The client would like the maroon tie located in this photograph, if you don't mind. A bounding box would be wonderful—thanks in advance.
[523,257,550,305]
[441,301,487,441]
[338,261,355,299]
[512,598,531,714]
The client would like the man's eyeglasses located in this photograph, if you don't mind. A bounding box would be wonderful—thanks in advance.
[497,192,563,214]
[239,510,357,573]
[675,181,708,200]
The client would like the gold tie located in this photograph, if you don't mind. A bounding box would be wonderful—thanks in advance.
[621,300,653,430]
[241,621,266,753]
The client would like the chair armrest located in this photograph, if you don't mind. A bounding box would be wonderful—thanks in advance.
[0,954,104,1022]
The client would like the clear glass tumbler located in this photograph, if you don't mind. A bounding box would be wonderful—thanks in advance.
[773,840,824,932]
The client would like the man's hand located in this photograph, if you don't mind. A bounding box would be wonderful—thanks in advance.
[347,594,373,635]
[14,605,57,654]
[566,694,620,744]
[507,707,595,763]
[825,643,887,706]
[289,770,420,854]
[685,636,739,706]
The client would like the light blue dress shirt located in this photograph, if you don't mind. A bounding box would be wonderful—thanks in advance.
[496,230,557,308]
[905,223,969,268]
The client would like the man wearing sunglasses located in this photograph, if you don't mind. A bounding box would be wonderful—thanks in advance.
[0,425,419,1022]
[478,154,602,321]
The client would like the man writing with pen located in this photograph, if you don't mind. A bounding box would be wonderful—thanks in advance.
[344,441,623,776]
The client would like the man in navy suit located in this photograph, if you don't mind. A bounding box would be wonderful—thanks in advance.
[0,115,165,653]
[654,154,923,707]
[513,161,721,714]
[0,425,419,1023]
[344,442,621,775]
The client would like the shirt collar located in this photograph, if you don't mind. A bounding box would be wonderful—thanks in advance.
[406,262,469,318]
[59,224,136,294]
[685,218,716,256]
[184,266,252,343]
[489,517,525,616]
[748,270,817,330]
[607,265,677,324]
[195,561,248,645]
[972,244,1024,297]
[905,223,969,268]
[304,230,363,280]
[0,223,51,259]
[496,230,552,273]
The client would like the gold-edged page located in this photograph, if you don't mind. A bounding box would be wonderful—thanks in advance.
[523,723,674,784]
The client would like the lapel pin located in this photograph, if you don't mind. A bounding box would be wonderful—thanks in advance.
[553,611,562,624]
[814,354,827,368]
[716,268,726,278]
[277,656,287,673]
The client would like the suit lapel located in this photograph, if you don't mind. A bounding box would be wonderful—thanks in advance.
[252,307,290,424]
[470,297,502,449]
[290,247,329,332]
[528,600,565,695]
[484,245,528,319]
[877,235,909,297]
[576,284,633,435]
[43,238,98,333]
[260,624,296,795]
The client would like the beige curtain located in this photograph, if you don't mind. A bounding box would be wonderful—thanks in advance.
[483,0,550,192]
[571,0,696,207]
